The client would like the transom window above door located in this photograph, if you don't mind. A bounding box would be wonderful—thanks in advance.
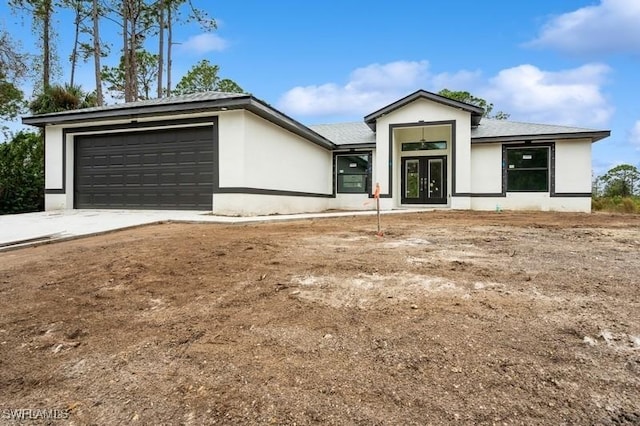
[401,141,447,151]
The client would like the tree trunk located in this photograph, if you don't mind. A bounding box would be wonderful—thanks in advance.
[92,0,103,105]
[166,4,172,97]
[69,0,81,87]
[129,30,138,100]
[122,1,131,102]
[157,2,164,98]
[42,0,51,90]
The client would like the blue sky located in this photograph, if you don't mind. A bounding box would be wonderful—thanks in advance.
[1,0,639,175]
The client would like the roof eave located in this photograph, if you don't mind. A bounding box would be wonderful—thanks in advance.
[21,94,336,151]
[471,130,611,144]
[21,95,253,126]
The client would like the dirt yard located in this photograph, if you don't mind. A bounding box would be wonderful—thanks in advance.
[0,211,639,425]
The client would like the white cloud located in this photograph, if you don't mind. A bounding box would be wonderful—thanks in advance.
[278,60,429,116]
[431,70,482,93]
[278,60,483,117]
[278,60,612,128]
[178,33,228,55]
[527,0,640,55]
[480,63,613,126]
[630,121,640,148]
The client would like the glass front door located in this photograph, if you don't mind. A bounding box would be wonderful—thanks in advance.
[401,156,447,204]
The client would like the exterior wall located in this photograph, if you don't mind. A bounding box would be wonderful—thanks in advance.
[217,110,246,187]
[331,150,376,211]
[212,193,330,216]
[44,126,64,190]
[39,99,596,215]
[470,143,502,194]
[555,138,592,193]
[213,110,334,216]
[450,196,471,210]
[468,139,593,213]
[334,193,373,210]
[470,195,591,212]
[44,193,67,210]
[373,98,472,209]
[242,111,332,194]
[44,112,222,211]
[43,125,74,210]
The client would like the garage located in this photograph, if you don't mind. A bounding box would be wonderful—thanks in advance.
[74,125,214,210]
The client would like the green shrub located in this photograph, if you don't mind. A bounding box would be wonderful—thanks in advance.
[0,131,44,214]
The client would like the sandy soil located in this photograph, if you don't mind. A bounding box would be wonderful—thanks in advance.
[0,211,639,425]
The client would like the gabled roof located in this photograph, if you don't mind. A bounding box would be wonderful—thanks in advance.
[364,89,485,131]
[22,90,610,149]
[22,91,336,150]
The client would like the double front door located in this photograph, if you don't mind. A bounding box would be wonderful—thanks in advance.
[401,156,447,204]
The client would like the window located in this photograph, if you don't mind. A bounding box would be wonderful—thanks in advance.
[506,147,549,192]
[336,154,370,193]
[401,141,447,151]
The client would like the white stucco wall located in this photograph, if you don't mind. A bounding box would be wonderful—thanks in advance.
[467,139,594,213]
[43,125,75,210]
[217,110,246,187]
[373,98,472,208]
[212,110,334,216]
[470,194,591,212]
[242,111,332,194]
[44,126,64,190]
[334,194,373,211]
[470,143,503,194]
[555,138,592,193]
[211,193,331,216]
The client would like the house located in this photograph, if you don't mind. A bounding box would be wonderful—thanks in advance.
[22,89,610,215]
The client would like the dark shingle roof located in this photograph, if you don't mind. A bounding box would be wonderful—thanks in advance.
[309,122,376,147]
[472,119,610,142]
[309,119,610,146]
[22,91,249,124]
[22,91,336,150]
[22,90,609,147]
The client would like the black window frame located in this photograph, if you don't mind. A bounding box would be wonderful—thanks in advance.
[401,140,447,152]
[504,145,551,193]
[334,152,371,194]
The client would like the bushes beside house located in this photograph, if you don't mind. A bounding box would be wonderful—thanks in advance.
[592,196,640,214]
[592,164,640,214]
[0,131,44,214]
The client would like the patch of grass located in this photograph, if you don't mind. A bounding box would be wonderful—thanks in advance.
[592,196,640,214]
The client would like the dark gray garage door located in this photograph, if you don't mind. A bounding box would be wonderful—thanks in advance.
[75,126,214,210]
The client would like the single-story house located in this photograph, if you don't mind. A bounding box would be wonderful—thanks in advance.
[22,89,610,215]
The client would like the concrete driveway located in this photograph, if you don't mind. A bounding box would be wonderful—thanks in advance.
[0,210,216,249]
[0,208,431,251]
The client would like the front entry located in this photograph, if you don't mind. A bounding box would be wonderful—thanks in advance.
[401,156,447,204]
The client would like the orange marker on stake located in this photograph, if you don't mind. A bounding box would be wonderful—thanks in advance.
[374,183,383,237]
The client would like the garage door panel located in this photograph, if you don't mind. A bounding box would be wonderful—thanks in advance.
[75,126,214,210]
